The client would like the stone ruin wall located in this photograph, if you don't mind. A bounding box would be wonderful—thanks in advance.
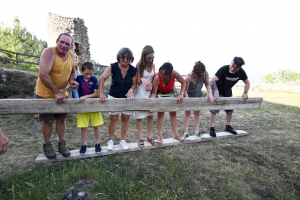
[47,13,90,63]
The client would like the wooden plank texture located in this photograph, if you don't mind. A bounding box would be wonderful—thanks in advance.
[35,130,248,163]
[0,97,263,114]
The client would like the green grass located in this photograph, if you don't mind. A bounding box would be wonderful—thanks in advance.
[0,87,300,199]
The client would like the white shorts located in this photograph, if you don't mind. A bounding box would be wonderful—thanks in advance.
[107,94,134,116]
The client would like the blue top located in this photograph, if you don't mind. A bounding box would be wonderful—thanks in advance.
[76,75,99,97]
[108,62,137,98]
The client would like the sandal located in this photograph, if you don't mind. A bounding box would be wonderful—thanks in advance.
[173,135,185,142]
[147,137,157,146]
[138,140,144,148]
[156,137,163,145]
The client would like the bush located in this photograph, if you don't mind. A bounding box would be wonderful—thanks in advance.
[262,70,300,83]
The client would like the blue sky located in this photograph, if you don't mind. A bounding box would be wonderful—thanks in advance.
[1,0,300,84]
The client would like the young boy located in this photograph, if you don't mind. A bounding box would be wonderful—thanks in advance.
[76,62,104,154]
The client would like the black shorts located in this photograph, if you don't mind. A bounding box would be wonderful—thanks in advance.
[35,94,68,121]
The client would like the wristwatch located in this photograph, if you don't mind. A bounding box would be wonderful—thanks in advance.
[243,91,248,94]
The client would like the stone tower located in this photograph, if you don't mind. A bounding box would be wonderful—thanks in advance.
[47,13,90,63]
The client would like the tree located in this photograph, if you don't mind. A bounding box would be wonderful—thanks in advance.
[0,17,47,71]
[262,70,300,83]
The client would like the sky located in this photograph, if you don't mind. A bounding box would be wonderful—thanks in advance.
[1,0,300,85]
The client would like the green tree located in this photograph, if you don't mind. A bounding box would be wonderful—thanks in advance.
[262,70,300,83]
[0,17,47,71]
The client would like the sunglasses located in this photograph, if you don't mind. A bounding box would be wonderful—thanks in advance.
[195,73,205,78]
[121,56,131,60]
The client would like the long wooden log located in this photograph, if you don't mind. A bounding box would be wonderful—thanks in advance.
[0,97,263,114]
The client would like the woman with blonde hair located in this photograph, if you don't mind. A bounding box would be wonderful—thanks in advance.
[134,45,157,148]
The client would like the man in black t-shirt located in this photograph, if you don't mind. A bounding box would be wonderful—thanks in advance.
[209,57,250,137]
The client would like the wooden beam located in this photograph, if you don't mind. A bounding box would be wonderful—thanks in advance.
[0,97,263,114]
[35,130,248,163]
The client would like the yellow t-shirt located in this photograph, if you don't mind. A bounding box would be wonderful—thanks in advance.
[36,47,73,98]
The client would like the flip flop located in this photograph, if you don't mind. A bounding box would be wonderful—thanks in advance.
[138,140,144,148]
[156,137,163,145]
[173,136,185,142]
[147,137,158,146]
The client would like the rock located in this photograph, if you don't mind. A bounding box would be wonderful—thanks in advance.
[62,190,94,200]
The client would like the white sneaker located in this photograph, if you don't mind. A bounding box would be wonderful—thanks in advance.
[120,140,128,150]
[107,140,114,151]
[183,133,189,139]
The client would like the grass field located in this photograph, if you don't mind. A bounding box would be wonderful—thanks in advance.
[0,86,300,199]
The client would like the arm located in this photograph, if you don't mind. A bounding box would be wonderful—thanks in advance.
[0,128,9,155]
[204,71,214,102]
[99,66,112,103]
[184,75,191,98]
[125,72,137,100]
[79,77,100,102]
[68,52,79,89]
[38,48,60,96]
[146,64,155,91]
[136,62,148,85]
[173,70,186,103]
[136,62,142,85]
[150,74,159,98]
[136,62,153,91]
[38,48,66,105]
[210,75,220,102]
[242,79,250,101]
[79,89,99,102]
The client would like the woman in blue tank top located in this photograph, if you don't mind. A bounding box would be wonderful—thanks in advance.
[98,47,137,151]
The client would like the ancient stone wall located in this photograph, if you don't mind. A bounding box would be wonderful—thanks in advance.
[47,13,90,63]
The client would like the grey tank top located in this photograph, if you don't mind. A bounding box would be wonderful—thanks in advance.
[187,73,205,97]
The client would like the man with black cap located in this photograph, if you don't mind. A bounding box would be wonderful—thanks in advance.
[209,57,250,137]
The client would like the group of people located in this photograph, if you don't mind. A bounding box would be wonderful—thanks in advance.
[13,32,250,160]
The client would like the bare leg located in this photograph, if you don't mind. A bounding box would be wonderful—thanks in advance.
[108,114,119,140]
[120,113,130,140]
[81,128,88,145]
[169,111,179,138]
[210,112,216,127]
[136,118,143,140]
[183,111,191,133]
[226,113,233,125]
[157,112,164,139]
[56,118,66,141]
[146,116,153,139]
[42,120,54,142]
[93,126,100,144]
[193,111,200,133]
